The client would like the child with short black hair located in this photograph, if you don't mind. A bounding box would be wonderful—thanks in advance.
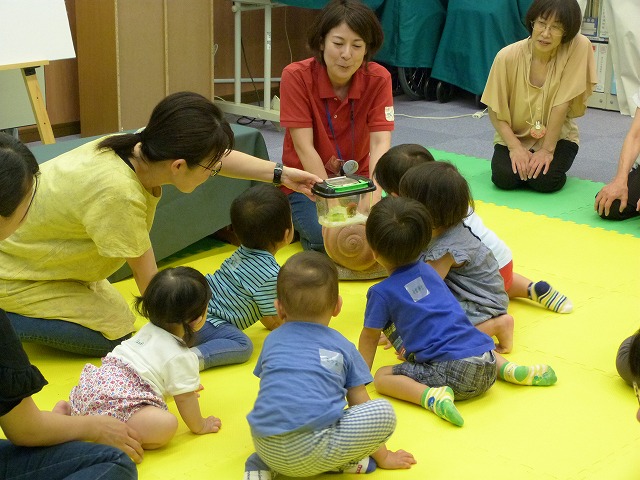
[374,143,572,314]
[63,266,221,450]
[616,328,640,423]
[617,330,640,387]
[244,251,415,479]
[359,197,557,427]
[401,161,515,352]
[373,144,435,196]
[192,184,293,370]
[625,332,640,423]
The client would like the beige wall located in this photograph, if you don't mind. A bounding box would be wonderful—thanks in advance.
[21,0,317,140]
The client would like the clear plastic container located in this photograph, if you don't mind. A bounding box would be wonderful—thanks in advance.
[312,175,376,227]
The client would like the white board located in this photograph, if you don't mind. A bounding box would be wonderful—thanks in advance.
[0,0,74,129]
[0,0,75,66]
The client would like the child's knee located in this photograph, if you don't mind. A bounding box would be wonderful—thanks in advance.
[129,408,178,449]
[238,340,254,362]
[371,398,397,426]
[373,366,394,388]
[498,314,514,330]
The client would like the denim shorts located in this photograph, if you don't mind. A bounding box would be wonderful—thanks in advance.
[393,351,497,400]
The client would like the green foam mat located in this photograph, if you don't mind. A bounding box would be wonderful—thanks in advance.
[431,149,640,237]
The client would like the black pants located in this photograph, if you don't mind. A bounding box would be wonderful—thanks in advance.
[598,166,640,220]
[491,139,578,193]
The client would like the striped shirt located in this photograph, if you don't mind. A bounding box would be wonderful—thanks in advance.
[205,245,279,330]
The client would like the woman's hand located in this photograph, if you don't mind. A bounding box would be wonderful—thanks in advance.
[0,397,145,464]
[528,148,554,179]
[91,415,145,463]
[282,166,322,197]
[509,145,532,181]
[595,178,629,216]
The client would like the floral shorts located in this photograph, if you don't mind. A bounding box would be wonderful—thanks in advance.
[69,356,167,422]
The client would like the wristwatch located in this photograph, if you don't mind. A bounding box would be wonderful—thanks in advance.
[273,162,283,186]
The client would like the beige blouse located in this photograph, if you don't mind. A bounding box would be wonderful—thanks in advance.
[482,34,597,151]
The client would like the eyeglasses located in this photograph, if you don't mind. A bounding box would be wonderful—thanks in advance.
[198,159,223,177]
[531,19,564,37]
[21,172,40,222]
[634,382,640,407]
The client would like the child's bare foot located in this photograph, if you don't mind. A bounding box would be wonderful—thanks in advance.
[493,314,514,353]
[52,400,71,415]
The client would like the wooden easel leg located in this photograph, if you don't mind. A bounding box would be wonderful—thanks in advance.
[21,67,55,144]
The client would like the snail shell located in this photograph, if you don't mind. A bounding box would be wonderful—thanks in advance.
[322,223,377,271]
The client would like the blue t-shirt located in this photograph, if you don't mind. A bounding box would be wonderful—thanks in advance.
[247,321,373,438]
[364,261,495,363]
[205,245,279,329]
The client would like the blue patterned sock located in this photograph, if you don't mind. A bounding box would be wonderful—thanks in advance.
[528,281,573,313]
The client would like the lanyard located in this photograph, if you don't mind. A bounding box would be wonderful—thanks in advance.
[324,99,355,161]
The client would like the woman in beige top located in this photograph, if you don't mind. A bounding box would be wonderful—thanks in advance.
[481,0,596,193]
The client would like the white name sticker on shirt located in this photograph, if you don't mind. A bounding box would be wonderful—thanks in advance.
[319,348,344,375]
[385,106,394,121]
[404,277,430,302]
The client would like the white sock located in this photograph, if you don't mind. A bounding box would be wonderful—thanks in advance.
[243,471,272,480]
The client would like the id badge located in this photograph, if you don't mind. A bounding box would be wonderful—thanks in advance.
[325,155,341,175]
[325,156,359,176]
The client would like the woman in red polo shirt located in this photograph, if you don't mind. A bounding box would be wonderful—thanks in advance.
[279,0,394,252]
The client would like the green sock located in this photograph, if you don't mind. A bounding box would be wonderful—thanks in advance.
[499,362,557,386]
[528,281,573,313]
[420,386,464,426]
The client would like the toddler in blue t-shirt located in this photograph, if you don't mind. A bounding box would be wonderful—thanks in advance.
[244,251,416,479]
[359,197,558,427]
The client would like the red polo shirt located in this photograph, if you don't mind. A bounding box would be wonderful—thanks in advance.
[279,57,394,192]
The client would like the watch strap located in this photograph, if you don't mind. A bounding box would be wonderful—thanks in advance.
[273,162,283,186]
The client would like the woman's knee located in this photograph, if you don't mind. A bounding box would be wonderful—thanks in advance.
[301,235,326,253]
[598,199,639,221]
[491,147,521,190]
[290,195,324,251]
[527,174,567,193]
[491,170,521,190]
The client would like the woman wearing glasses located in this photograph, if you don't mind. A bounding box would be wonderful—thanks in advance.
[0,92,319,357]
[481,0,596,193]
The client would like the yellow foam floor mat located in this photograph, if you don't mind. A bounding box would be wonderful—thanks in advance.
[18,201,640,480]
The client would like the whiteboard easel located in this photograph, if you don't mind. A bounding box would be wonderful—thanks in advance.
[0,61,53,143]
[0,0,76,144]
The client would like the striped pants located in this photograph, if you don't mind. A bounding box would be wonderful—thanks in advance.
[251,399,396,477]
